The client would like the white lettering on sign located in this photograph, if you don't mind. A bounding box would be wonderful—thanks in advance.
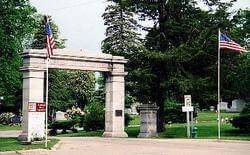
[182,106,194,112]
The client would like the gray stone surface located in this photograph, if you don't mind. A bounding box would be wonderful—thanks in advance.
[138,104,159,138]
[220,102,229,111]
[2,137,250,155]
[227,99,246,112]
[20,49,128,141]
[55,111,67,121]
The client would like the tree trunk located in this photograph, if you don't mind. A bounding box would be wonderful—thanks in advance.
[157,99,165,132]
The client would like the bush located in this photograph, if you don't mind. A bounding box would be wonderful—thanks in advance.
[82,101,105,131]
[49,120,77,135]
[231,103,250,132]
[231,114,250,132]
[125,113,132,127]
[0,112,15,125]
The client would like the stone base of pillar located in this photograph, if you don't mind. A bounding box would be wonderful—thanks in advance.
[137,132,158,138]
[102,131,128,138]
[18,132,29,142]
[137,104,159,138]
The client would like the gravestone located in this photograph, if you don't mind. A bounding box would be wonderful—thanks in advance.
[220,102,229,111]
[210,106,215,112]
[131,103,139,115]
[227,99,246,112]
[55,111,67,121]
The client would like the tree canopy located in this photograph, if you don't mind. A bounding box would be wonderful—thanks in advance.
[0,0,36,113]
[103,0,250,131]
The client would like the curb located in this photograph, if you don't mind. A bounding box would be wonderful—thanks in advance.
[0,149,48,155]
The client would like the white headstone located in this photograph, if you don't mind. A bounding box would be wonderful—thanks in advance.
[220,102,228,111]
[227,99,246,112]
[55,111,67,121]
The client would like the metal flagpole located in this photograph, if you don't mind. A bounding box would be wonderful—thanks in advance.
[45,57,49,147]
[217,29,221,140]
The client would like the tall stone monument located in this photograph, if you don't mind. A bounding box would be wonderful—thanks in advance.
[138,104,159,138]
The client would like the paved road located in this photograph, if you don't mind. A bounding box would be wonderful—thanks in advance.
[2,137,250,155]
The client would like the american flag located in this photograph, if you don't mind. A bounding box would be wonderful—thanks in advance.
[219,33,246,53]
[45,19,56,58]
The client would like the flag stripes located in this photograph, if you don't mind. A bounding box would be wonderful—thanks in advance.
[45,19,56,58]
[219,33,246,53]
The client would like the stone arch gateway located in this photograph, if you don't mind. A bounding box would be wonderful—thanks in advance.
[19,49,128,141]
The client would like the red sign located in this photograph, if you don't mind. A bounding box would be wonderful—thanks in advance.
[28,102,46,112]
[36,103,46,112]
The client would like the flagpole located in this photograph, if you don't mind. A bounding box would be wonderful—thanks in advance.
[217,29,221,140]
[45,57,49,147]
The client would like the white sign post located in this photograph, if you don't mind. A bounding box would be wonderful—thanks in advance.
[182,95,194,138]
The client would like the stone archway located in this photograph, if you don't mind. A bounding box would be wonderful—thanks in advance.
[18,49,128,141]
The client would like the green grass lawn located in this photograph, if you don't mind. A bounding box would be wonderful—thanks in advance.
[159,112,250,140]
[0,124,21,131]
[129,115,140,126]
[57,130,103,137]
[124,112,250,140]
[21,111,248,141]
[0,138,59,152]
[55,128,139,138]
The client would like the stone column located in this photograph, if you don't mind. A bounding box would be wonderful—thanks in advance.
[103,73,128,137]
[138,104,159,138]
[18,69,45,142]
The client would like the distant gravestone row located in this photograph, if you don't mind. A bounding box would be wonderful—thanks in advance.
[220,99,246,112]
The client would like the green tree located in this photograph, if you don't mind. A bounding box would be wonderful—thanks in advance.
[102,0,143,108]
[67,71,96,110]
[221,9,250,102]
[94,73,105,104]
[102,0,141,56]
[0,0,36,113]
[127,0,240,131]
[31,15,66,49]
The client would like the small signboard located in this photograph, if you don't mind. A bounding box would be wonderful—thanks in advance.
[28,102,46,112]
[28,102,36,112]
[115,110,123,117]
[36,103,46,112]
[182,106,194,112]
[183,95,194,138]
[184,95,192,107]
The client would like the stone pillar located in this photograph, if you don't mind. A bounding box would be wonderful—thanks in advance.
[138,104,159,138]
[18,70,45,142]
[103,73,128,137]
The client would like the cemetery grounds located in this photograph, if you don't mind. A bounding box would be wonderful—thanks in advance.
[52,111,250,140]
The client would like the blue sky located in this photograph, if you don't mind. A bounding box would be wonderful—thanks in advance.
[30,0,250,52]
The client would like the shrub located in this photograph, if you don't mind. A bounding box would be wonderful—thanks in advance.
[49,120,77,135]
[125,113,132,127]
[0,112,15,125]
[82,101,105,131]
[231,114,250,132]
[231,103,250,132]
